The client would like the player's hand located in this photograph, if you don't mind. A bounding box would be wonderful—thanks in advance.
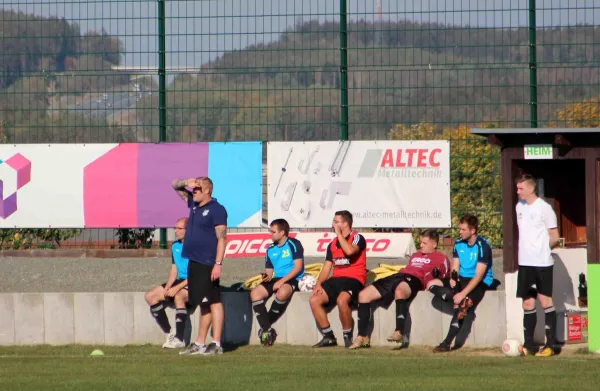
[163,286,173,297]
[453,291,466,305]
[311,282,323,297]
[166,287,179,297]
[262,272,272,282]
[449,279,456,289]
[186,178,198,188]
[333,224,342,236]
[273,280,284,292]
[211,264,222,281]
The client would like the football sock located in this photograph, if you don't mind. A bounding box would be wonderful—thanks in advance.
[343,329,353,340]
[523,308,537,349]
[150,302,171,334]
[357,303,371,337]
[268,298,288,326]
[442,310,462,346]
[544,306,557,346]
[395,299,409,333]
[174,307,188,341]
[427,285,453,302]
[252,299,270,330]
[321,325,335,339]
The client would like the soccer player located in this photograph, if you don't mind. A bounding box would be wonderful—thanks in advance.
[428,213,495,352]
[144,217,190,348]
[250,218,305,347]
[309,210,367,348]
[172,177,228,356]
[514,174,560,357]
[349,229,449,350]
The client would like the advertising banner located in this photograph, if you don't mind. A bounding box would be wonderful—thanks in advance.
[224,232,417,259]
[267,140,451,228]
[0,142,262,228]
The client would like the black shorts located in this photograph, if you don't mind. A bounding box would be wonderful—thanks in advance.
[160,278,188,299]
[443,277,488,309]
[321,277,364,307]
[187,261,221,307]
[260,278,299,297]
[372,273,423,304]
[517,265,553,298]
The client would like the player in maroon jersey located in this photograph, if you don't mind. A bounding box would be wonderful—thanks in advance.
[309,210,367,348]
[349,229,450,349]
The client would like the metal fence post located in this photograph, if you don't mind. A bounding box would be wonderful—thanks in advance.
[529,0,538,128]
[340,0,349,140]
[158,0,167,249]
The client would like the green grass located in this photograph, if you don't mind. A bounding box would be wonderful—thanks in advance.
[0,344,598,390]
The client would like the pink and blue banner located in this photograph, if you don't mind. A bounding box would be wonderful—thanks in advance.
[0,142,262,228]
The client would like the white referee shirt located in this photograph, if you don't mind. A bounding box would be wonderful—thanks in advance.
[516,197,558,267]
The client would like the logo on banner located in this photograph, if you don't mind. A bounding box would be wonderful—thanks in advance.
[0,153,32,219]
[357,148,443,179]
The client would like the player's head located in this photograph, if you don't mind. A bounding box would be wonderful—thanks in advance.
[333,210,353,232]
[192,177,214,203]
[419,229,439,254]
[516,174,536,201]
[174,217,188,241]
[458,213,478,241]
[269,218,290,243]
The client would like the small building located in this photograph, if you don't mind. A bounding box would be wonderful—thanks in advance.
[471,128,596,351]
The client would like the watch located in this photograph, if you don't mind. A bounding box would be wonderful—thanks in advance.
[215,261,223,265]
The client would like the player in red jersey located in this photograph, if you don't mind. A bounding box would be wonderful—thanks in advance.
[309,210,367,348]
[349,229,450,349]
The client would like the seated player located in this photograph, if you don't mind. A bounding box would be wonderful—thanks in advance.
[310,210,367,348]
[144,217,190,348]
[428,213,495,352]
[250,218,305,347]
[349,229,450,349]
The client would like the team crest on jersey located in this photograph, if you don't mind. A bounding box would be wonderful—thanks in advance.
[202,209,210,216]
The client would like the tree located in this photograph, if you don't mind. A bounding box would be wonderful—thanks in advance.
[389,123,502,247]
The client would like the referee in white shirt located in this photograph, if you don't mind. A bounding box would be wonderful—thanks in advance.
[515,174,560,357]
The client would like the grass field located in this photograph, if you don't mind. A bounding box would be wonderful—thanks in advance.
[0,344,598,390]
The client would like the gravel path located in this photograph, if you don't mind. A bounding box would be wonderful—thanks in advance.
[0,255,505,293]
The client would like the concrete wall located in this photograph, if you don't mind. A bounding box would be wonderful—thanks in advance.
[0,291,506,347]
[504,248,588,344]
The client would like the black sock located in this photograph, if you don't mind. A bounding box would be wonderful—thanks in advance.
[544,306,557,346]
[321,325,335,339]
[395,299,409,333]
[524,308,537,349]
[357,303,371,337]
[252,299,270,330]
[343,328,353,340]
[150,302,171,334]
[268,298,288,326]
[442,310,463,346]
[428,285,453,302]
[174,307,187,341]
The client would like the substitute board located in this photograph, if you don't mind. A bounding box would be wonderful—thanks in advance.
[267,140,451,228]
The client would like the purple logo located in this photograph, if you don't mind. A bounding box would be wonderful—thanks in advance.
[0,153,31,219]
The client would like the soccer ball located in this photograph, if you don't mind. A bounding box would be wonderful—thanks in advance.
[298,274,317,292]
[501,338,523,357]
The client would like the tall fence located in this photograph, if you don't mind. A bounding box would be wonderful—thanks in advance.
[1,0,599,250]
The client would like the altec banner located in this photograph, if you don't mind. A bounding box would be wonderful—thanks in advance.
[0,143,262,228]
[267,140,451,228]
[224,232,417,259]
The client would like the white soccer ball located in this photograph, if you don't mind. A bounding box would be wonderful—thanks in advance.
[298,274,317,292]
[501,338,523,357]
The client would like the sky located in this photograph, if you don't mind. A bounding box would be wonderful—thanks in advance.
[3,0,600,69]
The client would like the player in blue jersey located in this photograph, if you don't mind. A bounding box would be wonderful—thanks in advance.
[144,217,190,348]
[250,218,305,347]
[428,213,495,352]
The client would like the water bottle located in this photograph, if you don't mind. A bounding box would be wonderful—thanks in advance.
[578,273,587,308]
